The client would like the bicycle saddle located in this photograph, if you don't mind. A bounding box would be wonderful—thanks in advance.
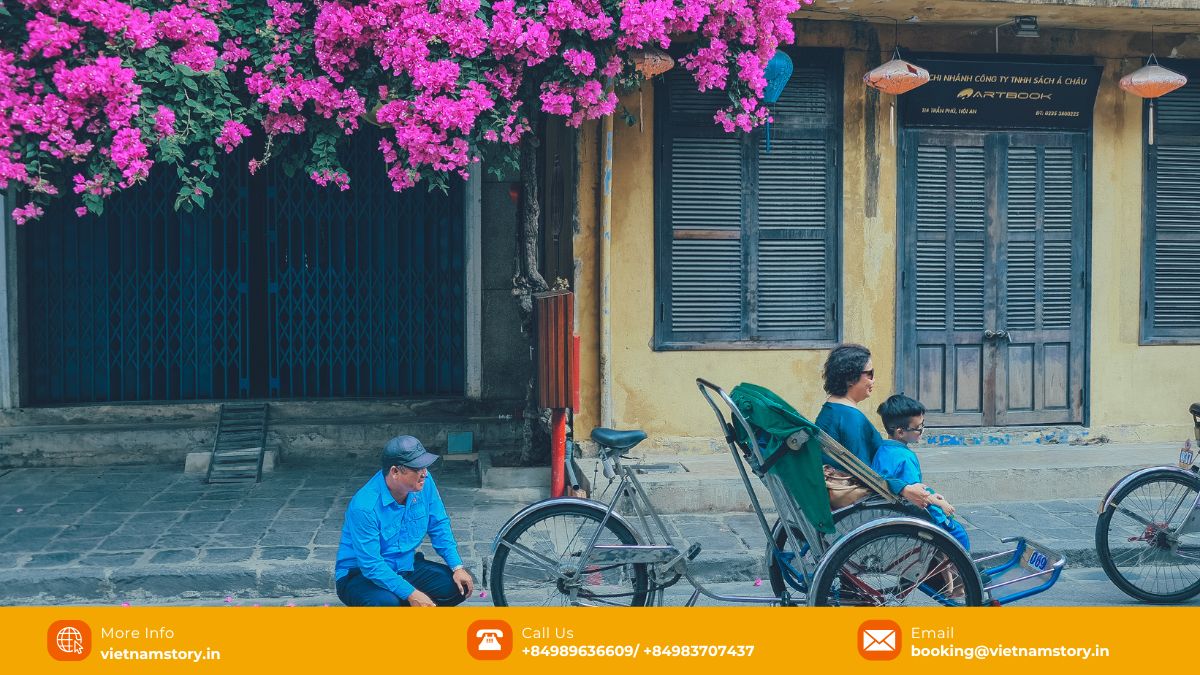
[1191,402,1200,417]
[590,428,647,451]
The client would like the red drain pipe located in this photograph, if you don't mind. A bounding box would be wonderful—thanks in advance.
[551,408,567,498]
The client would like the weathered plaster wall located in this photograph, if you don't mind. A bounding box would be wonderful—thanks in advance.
[574,17,1200,453]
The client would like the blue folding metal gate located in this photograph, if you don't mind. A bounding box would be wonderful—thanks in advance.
[24,133,464,404]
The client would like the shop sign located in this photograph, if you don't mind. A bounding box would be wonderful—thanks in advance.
[901,60,1103,129]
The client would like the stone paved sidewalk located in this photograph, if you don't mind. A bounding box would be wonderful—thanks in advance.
[0,462,1108,605]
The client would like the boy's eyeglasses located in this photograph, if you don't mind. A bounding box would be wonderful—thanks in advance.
[902,425,925,434]
[861,369,874,379]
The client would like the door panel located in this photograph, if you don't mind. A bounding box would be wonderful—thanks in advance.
[902,131,989,426]
[900,130,1086,427]
[994,134,1086,425]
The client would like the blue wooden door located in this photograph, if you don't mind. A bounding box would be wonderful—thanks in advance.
[898,130,1086,426]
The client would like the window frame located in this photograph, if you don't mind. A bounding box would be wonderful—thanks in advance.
[652,47,844,351]
[1140,59,1200,345]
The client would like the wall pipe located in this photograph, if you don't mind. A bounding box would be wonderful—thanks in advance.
[599,83,614,430]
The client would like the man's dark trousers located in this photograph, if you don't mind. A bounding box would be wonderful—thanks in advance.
[336,553,467,607]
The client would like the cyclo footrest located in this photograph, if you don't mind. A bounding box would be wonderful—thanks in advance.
[972,537,1066,606]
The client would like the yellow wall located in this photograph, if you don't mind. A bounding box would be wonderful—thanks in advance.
[574,19,1200,452]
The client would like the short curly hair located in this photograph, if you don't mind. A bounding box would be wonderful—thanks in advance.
[822,343,871,396]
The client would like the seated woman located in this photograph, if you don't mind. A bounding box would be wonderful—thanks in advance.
[814,344,935,509]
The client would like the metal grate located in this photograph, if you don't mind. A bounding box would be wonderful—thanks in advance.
[24,130,464,403]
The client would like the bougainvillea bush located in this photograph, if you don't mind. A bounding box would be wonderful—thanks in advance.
[0,0,806,224]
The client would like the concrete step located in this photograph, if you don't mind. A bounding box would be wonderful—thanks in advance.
[540,441,1184,513]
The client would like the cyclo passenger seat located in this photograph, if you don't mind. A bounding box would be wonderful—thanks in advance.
[591,428,647,456]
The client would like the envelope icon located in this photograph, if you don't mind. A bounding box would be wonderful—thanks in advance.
[862,629,897,652]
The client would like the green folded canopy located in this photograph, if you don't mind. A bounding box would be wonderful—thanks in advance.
[729,383,835,534]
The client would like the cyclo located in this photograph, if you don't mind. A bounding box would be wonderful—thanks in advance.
[488,379,1066,607]
[1095,402,1200,603]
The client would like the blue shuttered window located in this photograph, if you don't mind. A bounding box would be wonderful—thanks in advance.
[654,49,842,349]
[1144,64,1200,343]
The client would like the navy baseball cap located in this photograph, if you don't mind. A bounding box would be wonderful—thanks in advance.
[381,435,439,471]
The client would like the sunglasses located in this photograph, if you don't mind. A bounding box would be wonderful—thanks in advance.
[860,369,874,379]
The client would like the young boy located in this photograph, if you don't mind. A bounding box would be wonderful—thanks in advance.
[873,394,971,551]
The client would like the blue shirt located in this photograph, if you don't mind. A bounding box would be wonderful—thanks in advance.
[334,471,463,600]
[815,401,883,469]
[871,439,951,524]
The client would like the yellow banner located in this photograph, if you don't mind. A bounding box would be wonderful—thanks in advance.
[2,606,1184,674]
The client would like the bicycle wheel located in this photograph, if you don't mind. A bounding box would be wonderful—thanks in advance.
[810,520,983,607]
[490,501,650,607]
[767,500,930,597]
[1096,471,1200,603]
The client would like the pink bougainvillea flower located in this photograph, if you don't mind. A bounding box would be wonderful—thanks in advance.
[153,106,176,138]
[216,120,251,153]
[1,0,803,213]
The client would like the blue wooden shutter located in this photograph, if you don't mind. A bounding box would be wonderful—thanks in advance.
[656,50,840,347]
[1145,78,1200,341]
[753,62,839,339]
[659,69,746,341]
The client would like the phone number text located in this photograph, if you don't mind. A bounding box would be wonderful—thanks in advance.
[522,644,756,658]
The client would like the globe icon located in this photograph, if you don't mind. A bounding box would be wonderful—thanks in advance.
[56,627,84,654]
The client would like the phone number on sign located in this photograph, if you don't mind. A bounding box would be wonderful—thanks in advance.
[522,644,756,658]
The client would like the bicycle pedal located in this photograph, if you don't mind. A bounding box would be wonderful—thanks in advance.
[686,543,702,560]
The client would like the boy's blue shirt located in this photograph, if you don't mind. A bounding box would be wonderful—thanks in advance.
[871,439,954,525]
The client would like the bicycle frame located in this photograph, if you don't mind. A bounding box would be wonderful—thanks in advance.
[592,451,792,605]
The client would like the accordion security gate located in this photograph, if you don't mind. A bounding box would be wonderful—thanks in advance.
[25,136,465,405]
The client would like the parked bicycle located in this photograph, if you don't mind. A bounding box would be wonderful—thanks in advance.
[1095,403,1200,603]
[487,379,1064,607]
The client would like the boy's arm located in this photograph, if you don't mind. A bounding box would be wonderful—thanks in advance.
[871,448,927,500]
[897,454,936,508]
[927,491,955,515]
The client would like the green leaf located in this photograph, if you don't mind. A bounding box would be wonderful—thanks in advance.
[192,193,206,209]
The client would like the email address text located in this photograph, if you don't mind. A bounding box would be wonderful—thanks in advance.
[911,644,1109,660]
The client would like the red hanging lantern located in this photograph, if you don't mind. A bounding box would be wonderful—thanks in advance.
[1120,55,1188,145]
[1120,55,1187,99]
[630,48,674,132]
[631,48,674,79]
[864,50,930,96]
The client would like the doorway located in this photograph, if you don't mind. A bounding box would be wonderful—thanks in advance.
[896,129,1088,426]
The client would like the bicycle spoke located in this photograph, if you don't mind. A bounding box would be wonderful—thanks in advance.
[499,539,565,576]
[1104,474,1200,599]
[492,505,648,607]
[827,533,967,607]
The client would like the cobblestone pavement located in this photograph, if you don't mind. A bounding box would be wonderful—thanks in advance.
[0,462,1123,605]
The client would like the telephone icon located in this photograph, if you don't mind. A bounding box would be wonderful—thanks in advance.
[476,629,504,651]
[467,620,512,660]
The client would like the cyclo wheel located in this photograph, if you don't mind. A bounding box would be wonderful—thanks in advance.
[767,500,930,597]
[810,519,983,607]
[1096,471,1200,603]
[490,501,650,607]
